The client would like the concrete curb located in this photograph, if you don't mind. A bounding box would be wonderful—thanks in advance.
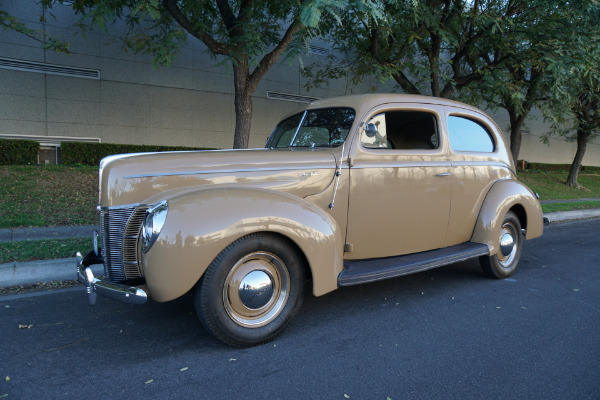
[0,258,103,288]
[0,211,598,289]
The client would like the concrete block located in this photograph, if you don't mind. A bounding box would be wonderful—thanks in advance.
[47,75,101,102]
[0,70,46,98]
[0,94,46,122]
[47,98,101,125]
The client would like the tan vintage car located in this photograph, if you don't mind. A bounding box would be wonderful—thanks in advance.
[77,94,543,347]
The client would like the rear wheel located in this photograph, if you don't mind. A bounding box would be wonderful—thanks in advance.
[196,233,305,347]
[479,211,523,279]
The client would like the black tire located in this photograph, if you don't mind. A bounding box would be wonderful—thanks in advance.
[479,210,523,279]
[195,233,305,347]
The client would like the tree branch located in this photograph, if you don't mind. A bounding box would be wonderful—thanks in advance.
[162,0,231,55]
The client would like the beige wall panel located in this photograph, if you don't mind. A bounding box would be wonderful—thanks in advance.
[0,120,46,136]
[0,70,45,97]
[131,127,194,147]
[100,81,148,106]
[47,98,100,125]
[47,122,102,139]
[0,42,45,61]
[145,85,196,109]
[191,93,233,134]
[146,105,193,131]
[101,102,147,128]
[46,75,100,102]
[0,94,46,122]
[190,69,233,94]
[100,57,154,85]
[192,130,233,149]
[266,80,299,96]
[148,65,194,90]
[267,62,300,85]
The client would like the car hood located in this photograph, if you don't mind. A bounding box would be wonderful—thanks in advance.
[99,148,338,207]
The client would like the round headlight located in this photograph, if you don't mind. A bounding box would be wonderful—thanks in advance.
[142,201,168,253]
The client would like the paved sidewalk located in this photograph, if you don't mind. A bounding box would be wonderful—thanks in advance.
[1,209,600,289]
[0,225,99,242]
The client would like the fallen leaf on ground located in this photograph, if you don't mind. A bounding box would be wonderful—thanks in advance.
[4,376,9,381]
[229,359,236,362]
[180,367,188,372]
[18,324,33,329]
[145,380,154,384]
[344,395,350,399]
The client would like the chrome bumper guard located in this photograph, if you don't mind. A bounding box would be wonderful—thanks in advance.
[76,251,147,306]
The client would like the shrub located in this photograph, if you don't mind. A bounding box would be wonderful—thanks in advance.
[61,142,215,166]
[0,139,39,165]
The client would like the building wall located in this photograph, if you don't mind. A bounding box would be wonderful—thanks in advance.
[1,1,598,166]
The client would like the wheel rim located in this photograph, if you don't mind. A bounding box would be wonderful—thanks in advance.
[223,252,290,328]
[497,221,519,270]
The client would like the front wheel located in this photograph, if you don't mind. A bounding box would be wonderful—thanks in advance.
[479,211,523,279]
[195,233,305,347]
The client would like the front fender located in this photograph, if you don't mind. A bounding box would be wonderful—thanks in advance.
[142,187,343,302]
[471,179,543,255]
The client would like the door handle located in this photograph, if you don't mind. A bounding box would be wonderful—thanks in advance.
[436,172,451,177]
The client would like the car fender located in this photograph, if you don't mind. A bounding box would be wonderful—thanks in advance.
[471,179,543,255]
[142,187,344,302]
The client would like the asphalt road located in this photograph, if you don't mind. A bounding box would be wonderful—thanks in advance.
[1,219,599,400]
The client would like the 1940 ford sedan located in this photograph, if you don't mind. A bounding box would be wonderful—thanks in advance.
[77,94,543,347]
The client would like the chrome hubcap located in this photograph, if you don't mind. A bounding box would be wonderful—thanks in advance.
[239,270,275,309]
[500,233,514,257]
[497,222,518,269]
[223,252,290,328]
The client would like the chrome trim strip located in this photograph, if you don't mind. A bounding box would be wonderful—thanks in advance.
[123,165,335,179]
[350,161,511,169]
[98,203,142,211]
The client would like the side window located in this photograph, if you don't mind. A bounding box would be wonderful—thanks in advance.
[447,116,495,152]
[361,111,439,150]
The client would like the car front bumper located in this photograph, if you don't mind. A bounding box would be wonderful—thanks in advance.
[76,251,148,306]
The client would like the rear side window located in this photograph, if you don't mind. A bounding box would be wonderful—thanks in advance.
[448,116,495,152]
[361,111,439,150]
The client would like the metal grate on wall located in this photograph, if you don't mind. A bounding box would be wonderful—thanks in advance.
[309,46,330,57]
[0,57,100,79]
[267,91,321,104]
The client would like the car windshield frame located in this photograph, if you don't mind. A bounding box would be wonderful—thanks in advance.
[267,107,356,149]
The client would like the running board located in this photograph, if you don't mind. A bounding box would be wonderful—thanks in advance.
[338,242,489,286]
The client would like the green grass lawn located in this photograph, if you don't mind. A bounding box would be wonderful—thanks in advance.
[0,237,91,263]
[517,171,600,200]
[0,165,98,228]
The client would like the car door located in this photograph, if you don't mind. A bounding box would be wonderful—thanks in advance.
[443,108,515,247]
[345,104,453,260]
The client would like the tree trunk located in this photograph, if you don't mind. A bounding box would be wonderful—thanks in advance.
[232,61,253,149]
[507,108,526,163]
[566,128,590,187]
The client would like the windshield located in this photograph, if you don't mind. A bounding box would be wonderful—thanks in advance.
[267,108,356,148]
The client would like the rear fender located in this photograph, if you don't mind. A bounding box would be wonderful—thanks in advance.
[471,179,543,255]
[142,187,343,302]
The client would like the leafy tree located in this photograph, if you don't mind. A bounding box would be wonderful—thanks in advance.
[44,0,384,149]
[542,1,600,187]
[458,0,568,162]
[305,0,523,99]
[0,1,69,53]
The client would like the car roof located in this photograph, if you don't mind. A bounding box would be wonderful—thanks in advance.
[305,93,483,115]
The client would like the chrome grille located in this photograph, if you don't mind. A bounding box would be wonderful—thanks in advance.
[100,205,148,282]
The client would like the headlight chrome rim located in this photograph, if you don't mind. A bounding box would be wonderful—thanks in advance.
[141,200,168,253]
